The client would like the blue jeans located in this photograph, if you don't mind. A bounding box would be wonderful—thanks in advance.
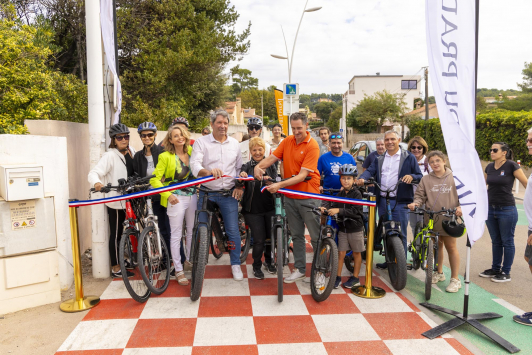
[198,190,241,265]
[485,205,517,274]
[377,198,409,255]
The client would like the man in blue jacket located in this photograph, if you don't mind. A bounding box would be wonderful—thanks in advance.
[357,130,422,268]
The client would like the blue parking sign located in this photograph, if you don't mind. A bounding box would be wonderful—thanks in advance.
[285,84,297,95]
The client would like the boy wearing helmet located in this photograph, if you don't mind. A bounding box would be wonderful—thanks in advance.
[240,117,271,164]
[320,164,365,289]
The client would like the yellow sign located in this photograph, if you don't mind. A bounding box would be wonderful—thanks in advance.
[274,89,289,136]
[10,200,36,231]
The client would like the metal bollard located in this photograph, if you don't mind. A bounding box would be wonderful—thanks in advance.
[60,201,100,312]
[352,195,386,299]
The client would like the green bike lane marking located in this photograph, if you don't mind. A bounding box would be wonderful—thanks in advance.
[372,254,531,355]
[516,202,528,226]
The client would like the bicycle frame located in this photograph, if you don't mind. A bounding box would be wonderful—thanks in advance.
[142,197,163,265]
[124,200,139,253]
[410,209,443,270]
[271,192,289,265]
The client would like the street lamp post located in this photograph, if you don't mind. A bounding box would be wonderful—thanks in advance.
[271,0,321,135]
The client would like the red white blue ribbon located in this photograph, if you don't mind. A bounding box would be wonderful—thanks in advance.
[70,175,254,208]
[260,186,376,207]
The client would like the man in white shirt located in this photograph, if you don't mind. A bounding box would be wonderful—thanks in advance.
[191,110,245,280]
[240,117,271,164]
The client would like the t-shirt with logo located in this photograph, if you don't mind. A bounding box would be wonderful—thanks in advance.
[318,152,356,191]
[485,160,520,206]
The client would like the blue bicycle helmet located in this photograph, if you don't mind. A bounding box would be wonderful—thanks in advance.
[339,164,358,177]
[137,122,157,134]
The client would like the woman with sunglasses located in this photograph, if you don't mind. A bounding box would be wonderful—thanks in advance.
[407,136,431,238]
[133,122,173,268]
[480,142,527,283]
[88,123,136,278]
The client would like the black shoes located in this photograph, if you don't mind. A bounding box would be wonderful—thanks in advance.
[479,268,500,278]
[263,262,277,274]
[112,269,134,278]
[491,272,511,283]
[376,262,388,270]
[253,267,265,280]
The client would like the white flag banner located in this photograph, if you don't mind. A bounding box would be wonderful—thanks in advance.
[425,0,487,244]
[100,0,122,124]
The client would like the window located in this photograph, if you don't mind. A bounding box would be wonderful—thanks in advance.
[358,144,368,158]
[401,80,417,90]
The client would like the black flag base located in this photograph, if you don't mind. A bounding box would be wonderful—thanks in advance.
[420,241,520,354]
[420,301,520,354]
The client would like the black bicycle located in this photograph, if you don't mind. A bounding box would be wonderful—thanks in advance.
[363,178,417,291]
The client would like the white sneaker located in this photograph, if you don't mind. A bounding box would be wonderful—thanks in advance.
[446,278,462,293]
[232,265,243,281]
[432,272,446,284]
[284,269,305,283]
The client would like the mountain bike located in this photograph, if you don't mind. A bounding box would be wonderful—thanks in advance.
[364,178,417,291]
[302,204,339,302]
[210,204,251,264]
[408,206,456,300]
[90,175,155,303]
[137,190,171,295]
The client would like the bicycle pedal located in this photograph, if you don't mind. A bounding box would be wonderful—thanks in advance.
[227,241,236,251]
[406,264,413,270]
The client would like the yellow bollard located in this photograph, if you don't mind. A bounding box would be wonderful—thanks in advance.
[60,201,100,312]
[352,195,386,299]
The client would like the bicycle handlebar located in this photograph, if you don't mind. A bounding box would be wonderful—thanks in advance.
[90,174,155,194]
[363,178,419,193]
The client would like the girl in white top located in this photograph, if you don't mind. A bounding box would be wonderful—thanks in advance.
[407,136,432,238]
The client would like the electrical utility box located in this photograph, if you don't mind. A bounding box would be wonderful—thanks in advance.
[0,165,44,201]
[0,165,60,314]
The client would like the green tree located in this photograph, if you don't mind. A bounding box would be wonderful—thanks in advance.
[498,94,532,111]
[239,88,277,121]
[326,106,342,132]
[347,90,407,133]
[476,95,488,112]
[314,102,338,123]
[116,0,251,128]
[518,62,532,93]
[230,65,258,95]
[0,9,87,134]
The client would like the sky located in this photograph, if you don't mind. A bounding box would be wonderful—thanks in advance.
[226,0,532,96]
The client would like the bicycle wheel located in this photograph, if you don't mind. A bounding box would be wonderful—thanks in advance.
[310,237,338,302]
[210,217,224,259]
[344,253,354,274]
[119,228,151,303]
[191,225,209,301]
[386,236,407,291]
[425,238,434,300]
[412,222,423,270]
[239,213,251,264]
[275,226,283,302]
[138,225,171,295]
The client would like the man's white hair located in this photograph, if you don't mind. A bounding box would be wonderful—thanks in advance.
[527,127,532,134]
[384,130,401,139]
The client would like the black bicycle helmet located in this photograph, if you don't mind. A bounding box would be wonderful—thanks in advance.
[442,217,466,238]
[339,164,358,177]
[109,123,129,138]
[172,116,189,127]
[137,121,157,134]
[247,117,263,128]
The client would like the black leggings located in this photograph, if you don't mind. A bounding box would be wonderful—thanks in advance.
[244,210,274,269]
[107,207,126,266]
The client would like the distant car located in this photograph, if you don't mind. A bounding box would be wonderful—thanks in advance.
[349,140,408,165]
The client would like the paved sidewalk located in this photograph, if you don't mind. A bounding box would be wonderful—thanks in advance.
[55,248,473,355]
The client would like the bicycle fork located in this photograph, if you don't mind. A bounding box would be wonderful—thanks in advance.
[144,198,163,263]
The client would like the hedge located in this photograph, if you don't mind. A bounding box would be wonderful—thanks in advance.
[406,109,532,167]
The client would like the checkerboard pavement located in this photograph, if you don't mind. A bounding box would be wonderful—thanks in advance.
[56,239,474,355]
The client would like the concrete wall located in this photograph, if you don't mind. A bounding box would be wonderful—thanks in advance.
[0,134,72,291]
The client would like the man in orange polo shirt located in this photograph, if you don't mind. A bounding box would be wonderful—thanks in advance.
[254,112,321,283]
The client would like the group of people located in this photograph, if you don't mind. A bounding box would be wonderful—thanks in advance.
[87,109,532,326]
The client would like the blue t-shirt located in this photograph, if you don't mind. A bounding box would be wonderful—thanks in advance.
[317,152,356,191]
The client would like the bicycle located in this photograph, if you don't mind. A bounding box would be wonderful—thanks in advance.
[301,203,339,302]
[210,203,251,264]
[190,187,243,301]
[362,178,416,291]
[137,187,171,295]
[90,175,157,303]
[408,206,456,300]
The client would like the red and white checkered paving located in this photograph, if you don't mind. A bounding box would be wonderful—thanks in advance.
[56,242,473,355]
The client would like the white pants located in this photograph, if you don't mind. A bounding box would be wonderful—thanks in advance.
[167,194,197,272]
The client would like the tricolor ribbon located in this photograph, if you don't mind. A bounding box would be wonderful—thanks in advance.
[260,186,376,207]
[69,175,254,208]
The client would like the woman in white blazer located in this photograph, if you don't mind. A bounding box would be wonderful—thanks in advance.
[88,123,136,278]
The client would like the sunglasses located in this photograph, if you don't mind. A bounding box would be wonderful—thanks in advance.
[330,134,343,140]
[526,138,532,144]
[140,133,155,139]
[115,134,130,141]
[410,145,423,151]
[489,148,499,153]
[248,126,261,131]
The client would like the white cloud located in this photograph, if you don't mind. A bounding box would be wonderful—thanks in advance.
[227,0,532,95]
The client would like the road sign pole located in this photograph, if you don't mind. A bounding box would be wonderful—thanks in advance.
[289,96,293,135]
